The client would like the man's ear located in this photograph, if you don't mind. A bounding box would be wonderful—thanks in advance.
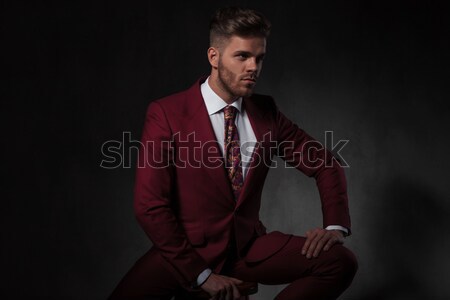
[207,47,219,68]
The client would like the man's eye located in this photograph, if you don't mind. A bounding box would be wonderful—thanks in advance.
[237,54,248,59]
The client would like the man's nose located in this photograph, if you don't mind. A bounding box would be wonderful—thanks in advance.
[246,58,258,72]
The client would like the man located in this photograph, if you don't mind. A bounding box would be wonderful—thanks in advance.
[110,7,357,300]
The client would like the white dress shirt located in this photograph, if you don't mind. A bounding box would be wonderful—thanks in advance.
[200,77,257,180]
[194,77,348,286]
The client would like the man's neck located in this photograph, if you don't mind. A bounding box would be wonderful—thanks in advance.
[207,75,238,104]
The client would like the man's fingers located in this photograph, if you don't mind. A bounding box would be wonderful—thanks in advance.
[203,273,245,300]
[231,282,241,299]
[214,276,241,300]
[220,288,227,300]
[324,233,344,251]
[323,236,334,251]
[306,234,322,258]
[229,277,243,285]
[211,290,220,300]
[301,239,309,255]
[302,228,340,259]
[223,277,241,299]
[210,292,219,300]
[306,230,325,258]
[225,284,233,300]
[302,230,315,255]
[306,230,345,258]
[312,235,328,257]
[323,236,339,251]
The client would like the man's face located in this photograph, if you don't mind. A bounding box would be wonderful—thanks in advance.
[213,35,266,101]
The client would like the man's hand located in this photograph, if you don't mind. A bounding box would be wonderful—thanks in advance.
[302,228,345,259]
[201,273,242,300]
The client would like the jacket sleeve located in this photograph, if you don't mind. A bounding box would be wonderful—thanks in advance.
[133,101,209,286]
[273,99,351,233]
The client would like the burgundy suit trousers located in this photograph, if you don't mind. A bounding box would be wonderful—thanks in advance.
[109,234,357,300]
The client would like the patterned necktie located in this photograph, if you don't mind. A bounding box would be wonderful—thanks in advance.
[224,105,244,200]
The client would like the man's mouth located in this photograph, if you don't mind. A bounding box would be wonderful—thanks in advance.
[242,77,257,83]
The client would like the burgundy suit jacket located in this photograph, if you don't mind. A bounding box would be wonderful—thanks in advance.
[134,78,351,287]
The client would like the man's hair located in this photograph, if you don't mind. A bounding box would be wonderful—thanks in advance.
[209,7,271,47]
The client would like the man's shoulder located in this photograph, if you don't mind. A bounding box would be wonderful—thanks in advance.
[245,93,278,117]
[152,87,190,107]
[248,93,276,104]
[149,78,204,111]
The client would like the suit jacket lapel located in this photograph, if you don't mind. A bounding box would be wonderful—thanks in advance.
[182,80,272,208]
[183,79,235,204]
[236,96,272,208]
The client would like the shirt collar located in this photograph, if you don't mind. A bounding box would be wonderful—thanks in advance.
[200,76,242,115]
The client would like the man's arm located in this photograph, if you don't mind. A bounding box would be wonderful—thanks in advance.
[134,101,208,286]
[273,100,351,255]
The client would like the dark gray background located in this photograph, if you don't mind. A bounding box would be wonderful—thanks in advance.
[3,0,450,299]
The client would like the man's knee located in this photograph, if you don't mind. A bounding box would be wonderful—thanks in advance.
[331,245,358,285]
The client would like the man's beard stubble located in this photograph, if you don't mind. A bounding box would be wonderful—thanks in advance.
[217,60,254,100]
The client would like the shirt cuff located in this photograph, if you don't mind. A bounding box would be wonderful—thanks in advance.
[196,268,212,287]
[325,225,349,236]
